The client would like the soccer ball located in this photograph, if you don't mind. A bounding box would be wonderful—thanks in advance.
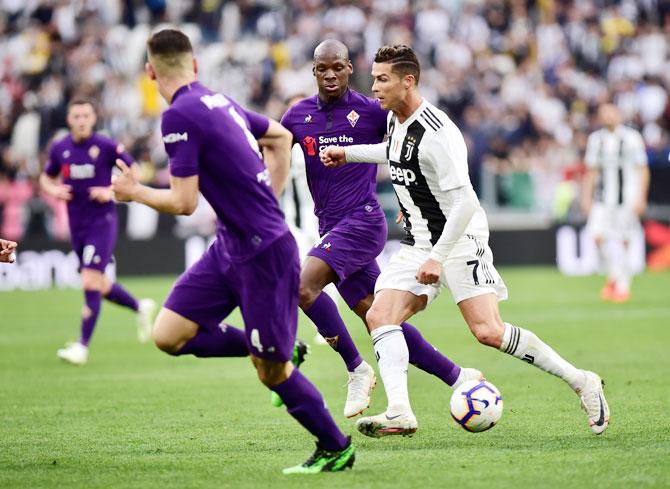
[450,379,503,432]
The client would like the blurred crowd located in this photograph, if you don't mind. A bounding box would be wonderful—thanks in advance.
[1,0,669,241]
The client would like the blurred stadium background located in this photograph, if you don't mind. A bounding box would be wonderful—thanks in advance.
[2,3,670,488]
[0,0,669,286]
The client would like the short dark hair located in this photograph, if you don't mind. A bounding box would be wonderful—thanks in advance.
[374,45,420,84]
[67,97,96,112]
[147,29,193,59]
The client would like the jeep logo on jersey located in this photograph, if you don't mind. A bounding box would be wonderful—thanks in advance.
[388,163,417,186]
[163,132,188,144]
[302,136,317,156]
[64,163,95,180]
[403,136,416,161]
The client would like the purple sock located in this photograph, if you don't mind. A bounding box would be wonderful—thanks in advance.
[104,283,139,311]
[304,292,362,371]
[272,369,348,451]
[402,322,461,385]
[176,324,249,358]
[79,290,102,346]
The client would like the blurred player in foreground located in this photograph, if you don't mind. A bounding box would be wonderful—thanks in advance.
[281,39,481,418]
[582,104,649,303]
[0,238,17,263]
[39,99,156,366]
[321,45,610,437]
[112,29,355,474]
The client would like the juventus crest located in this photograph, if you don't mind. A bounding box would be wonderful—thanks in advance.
[403,136,416,160]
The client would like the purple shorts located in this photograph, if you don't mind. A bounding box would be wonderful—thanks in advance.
[164,232,300,362]
[309,206,387,308]
[71,216,117,272]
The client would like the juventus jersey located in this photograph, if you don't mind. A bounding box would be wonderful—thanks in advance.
[584,125,647,207]
[385,99,489,249]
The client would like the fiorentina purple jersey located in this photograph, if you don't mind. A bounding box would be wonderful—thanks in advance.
[281,88,387,234]
[44,133,134,233]
[161,81,288,261]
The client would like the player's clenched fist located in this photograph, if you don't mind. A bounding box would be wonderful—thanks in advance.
[111,159,138,202]
[320,146,347,168]
[416,258,442,285]
[0,238,17,264]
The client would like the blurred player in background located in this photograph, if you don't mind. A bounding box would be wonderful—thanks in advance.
[582,104,650,303]
[281,40,481,418]
[0,238,17,263]
[39,99,156,366]
[112,29,355,474]
[322,45,609,438]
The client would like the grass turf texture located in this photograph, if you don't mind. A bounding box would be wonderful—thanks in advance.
[1,267,669,489]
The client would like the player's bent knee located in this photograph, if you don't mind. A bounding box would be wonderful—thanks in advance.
[253,357,291,387]
[366,306,390,329]
[153,332,181,355]
[469,321,503,348]
[298,283,320,309]
[81,270,104,291]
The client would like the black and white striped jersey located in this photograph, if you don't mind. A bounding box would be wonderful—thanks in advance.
[385,99,489,249]
[584,125,647,207]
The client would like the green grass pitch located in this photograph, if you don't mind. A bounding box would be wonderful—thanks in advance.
[1,267,669,488]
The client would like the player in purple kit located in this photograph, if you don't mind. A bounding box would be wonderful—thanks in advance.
[280,40,482,418]
[40,99,157,366]
[111,29,355,474]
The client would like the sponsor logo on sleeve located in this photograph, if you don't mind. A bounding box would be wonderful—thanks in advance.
[163,132,189,144]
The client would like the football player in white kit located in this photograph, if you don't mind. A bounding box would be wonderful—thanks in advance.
[321,44,610,437]
[581,104,649,303]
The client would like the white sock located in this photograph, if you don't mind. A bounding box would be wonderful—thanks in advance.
[612,257,631,293]
[500,323,585,391]
[371,324,411,414]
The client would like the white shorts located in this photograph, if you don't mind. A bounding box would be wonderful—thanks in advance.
[375,237,509,305]
[586,203,641,240]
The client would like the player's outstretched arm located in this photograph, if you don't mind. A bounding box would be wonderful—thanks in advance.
[39,173,73,201]
[320,143,387,168]
[345,142,388,164]
[112,159,199,215]
[257,119,292,197]
[417,186,478,285]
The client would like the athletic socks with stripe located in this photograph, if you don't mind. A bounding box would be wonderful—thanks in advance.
[500,322,584,391]
[372,324,412,415]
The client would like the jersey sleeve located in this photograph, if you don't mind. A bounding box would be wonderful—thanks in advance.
[584,132,600,168]
[43,143,61,177]
[629,131,648,167]
[242,108,270,139]
[113,141,134,167]
[425,126,471,191]
[161,110,201,178]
